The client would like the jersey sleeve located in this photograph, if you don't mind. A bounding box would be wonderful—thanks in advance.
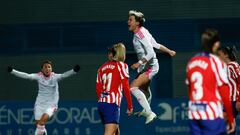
[237,65,240,78]
[228,63,240,79]
[210,55,229,86]
[218,84,234,123]
[117,62,129,80]
[234,65,240,102]
[150,36,162,49]
[96,69,102,99]
[118,62,132,110]
[135,31,155,62]
[55,69,76,81]
[11,69,39,80]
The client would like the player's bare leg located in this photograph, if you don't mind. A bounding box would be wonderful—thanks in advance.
[115,127,120,135]
[35,114,49,135]
[104,124,118,135]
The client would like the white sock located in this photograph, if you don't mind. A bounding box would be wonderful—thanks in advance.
[147,87,152,105]
[131,87,151,113]
[35,125,45,135]
[44,128,47,135]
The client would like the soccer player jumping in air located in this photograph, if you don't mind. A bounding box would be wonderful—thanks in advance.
[186,29,235,135]
[127,10,176,124]
[8,60,80,135]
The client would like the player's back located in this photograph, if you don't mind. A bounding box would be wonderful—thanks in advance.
[97,60,128,106]
[186,52,227,120]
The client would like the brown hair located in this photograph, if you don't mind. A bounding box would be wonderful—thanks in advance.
[41,60,52,68]
[201,28,220,53]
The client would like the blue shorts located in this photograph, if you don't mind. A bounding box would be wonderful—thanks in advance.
[97,102,120,124]
[189,118,227,135]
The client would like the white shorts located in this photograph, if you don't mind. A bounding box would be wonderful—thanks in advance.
[138,63,159,80]
[34,105,57,120]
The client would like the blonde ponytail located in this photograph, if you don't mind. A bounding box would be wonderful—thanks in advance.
[112,43,126,62]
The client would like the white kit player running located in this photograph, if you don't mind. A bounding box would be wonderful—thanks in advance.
[7,60,80,135]
[127,10,176,124]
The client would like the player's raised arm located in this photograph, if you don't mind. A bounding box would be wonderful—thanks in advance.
[150,37,176,57]
[158,45,176,57]
[8,66,39,80]
[56,65,80,81]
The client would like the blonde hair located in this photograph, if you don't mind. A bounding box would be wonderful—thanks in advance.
[112,43,126,62]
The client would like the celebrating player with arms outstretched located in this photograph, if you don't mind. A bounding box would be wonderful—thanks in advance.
[186,29,235,135]
[127,10,176,124]
[96,43,133,135]
[218,46,240,135]
[8,60,80,135]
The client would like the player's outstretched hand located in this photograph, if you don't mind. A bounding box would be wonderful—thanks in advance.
[73,65,80,72]
[7,66,13,73]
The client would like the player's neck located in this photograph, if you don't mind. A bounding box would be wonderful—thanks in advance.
[133,26,141,33]
[226,59,232,64]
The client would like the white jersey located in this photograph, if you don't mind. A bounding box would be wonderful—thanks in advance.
[11,69,76,108]
[133,26,161,73]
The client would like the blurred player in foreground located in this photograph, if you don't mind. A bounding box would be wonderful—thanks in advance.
[8,60,80,135]
[96,43,133,135]
[127,10,176,124]
[186,28,235,135]
[218,46,240,135]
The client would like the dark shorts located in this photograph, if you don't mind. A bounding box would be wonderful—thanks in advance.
[189,118,227,135]
[97,102,120,124]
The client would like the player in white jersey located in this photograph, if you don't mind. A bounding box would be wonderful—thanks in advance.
[218,46,240,135]
[128,10,176,124]
[7,60,80,135]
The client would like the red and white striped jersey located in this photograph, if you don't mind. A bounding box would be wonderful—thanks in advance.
[96,61,132,110]
[186,53,229,120]
[227,62,240,101]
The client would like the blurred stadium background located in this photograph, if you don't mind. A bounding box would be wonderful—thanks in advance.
[0,0,240,135]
